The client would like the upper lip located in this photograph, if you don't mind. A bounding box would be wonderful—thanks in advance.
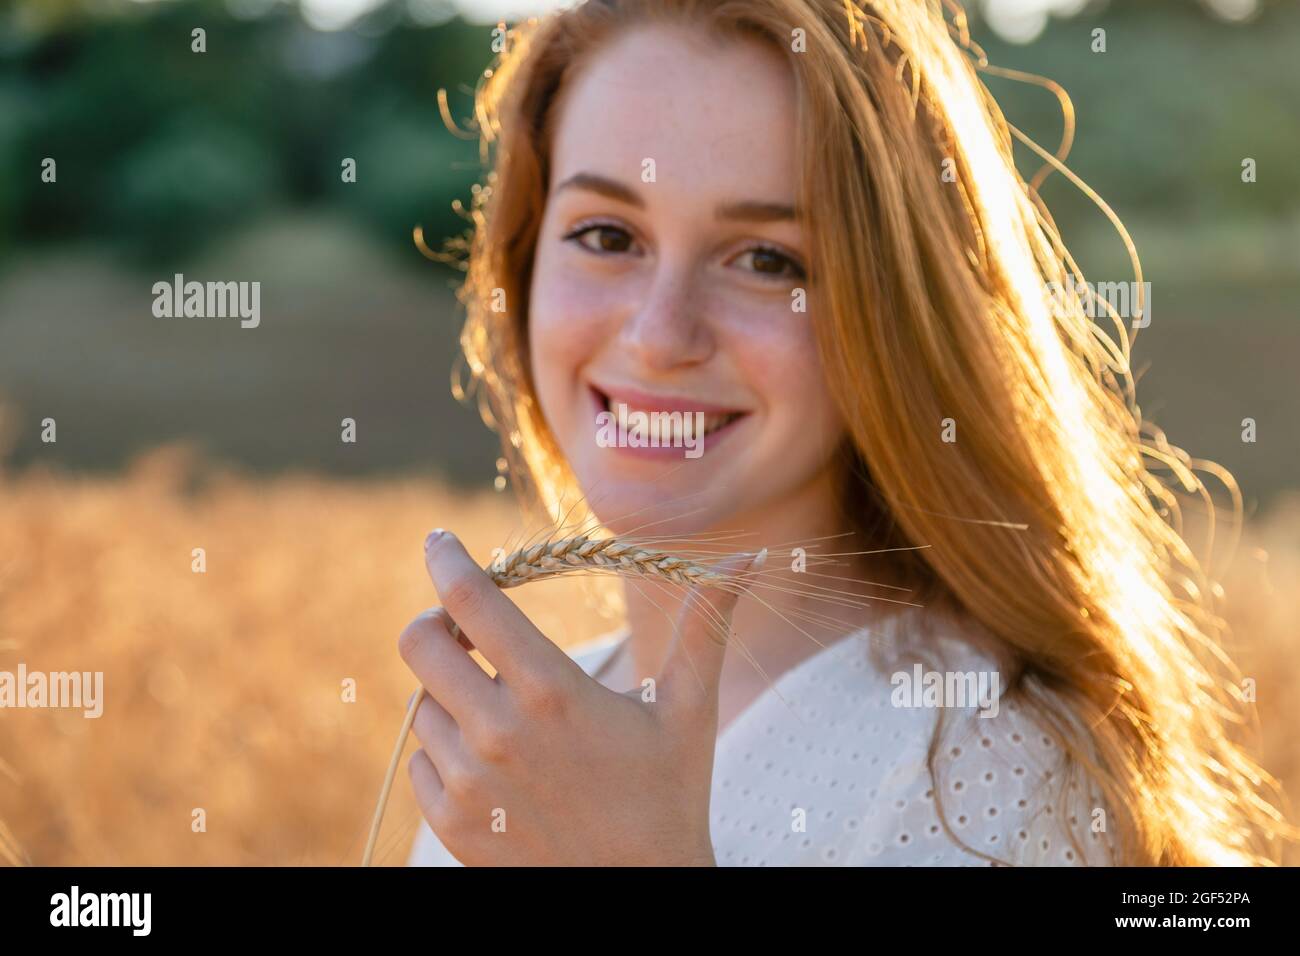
[588,381,748,416]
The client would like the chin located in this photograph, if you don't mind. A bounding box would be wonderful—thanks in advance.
[574,465,735,541]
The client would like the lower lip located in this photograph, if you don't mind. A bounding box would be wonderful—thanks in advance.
[587,388,748,461]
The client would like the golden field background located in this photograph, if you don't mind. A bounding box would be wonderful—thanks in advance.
[0,446,1297,866]
[0,447,618,866]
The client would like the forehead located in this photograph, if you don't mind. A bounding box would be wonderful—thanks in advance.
[548,23,799,200]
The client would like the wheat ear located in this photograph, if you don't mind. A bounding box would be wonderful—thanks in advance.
[360,536,757,866]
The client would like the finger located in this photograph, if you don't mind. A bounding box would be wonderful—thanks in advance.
[398,607,499,723]
[411,691,465,772]
[419,606,476,651]
[447,619,475,652]
[409,748,445,826]
[659,549,766,724]
[423,529,572,683]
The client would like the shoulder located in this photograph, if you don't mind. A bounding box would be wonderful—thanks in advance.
[714,607,1118,866]
[865,609,1118,865]
[908,694,1117,866]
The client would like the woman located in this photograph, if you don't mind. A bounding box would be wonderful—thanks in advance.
[399,0,1286,866]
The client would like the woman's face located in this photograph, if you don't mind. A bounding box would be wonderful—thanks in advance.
[528,24,847,536]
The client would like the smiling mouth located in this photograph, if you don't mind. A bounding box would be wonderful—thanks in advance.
[590,386,746,437]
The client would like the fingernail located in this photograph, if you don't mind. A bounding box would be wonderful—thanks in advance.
[750,547,768,571]
[424,529,445,551]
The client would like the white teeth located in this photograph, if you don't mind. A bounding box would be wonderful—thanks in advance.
[600,393,742,439]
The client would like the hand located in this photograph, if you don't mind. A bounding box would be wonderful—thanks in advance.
[399,529,753,866]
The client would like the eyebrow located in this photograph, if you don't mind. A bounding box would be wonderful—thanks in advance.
[553,172,799,222]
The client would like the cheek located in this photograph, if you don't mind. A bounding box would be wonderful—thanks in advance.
[729,312,844,449]
[528,250,616,419]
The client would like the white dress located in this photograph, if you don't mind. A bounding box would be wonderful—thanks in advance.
[407,605,1116,866]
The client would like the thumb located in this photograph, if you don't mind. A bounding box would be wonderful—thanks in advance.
[659,548,767,724]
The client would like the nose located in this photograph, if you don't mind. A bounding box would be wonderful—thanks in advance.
[615,263,714,371]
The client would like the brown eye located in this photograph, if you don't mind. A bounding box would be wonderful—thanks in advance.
[752,249,784,273]
[570,224,634,254]
[734,246,805,280]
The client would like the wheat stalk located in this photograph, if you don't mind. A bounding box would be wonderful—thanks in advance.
[491,535,737,588]
[360,536,758,866]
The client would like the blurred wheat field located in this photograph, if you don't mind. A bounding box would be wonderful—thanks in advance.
[0,447,1296,865]
[0,447,618,866]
